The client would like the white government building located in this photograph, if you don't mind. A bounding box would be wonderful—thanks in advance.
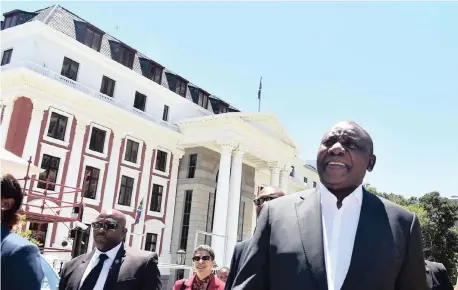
[0,5,319,287]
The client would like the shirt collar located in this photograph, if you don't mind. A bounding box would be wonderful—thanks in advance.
[94,242,122,261]
[320,183,363,207]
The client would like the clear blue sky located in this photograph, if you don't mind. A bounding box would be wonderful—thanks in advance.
[2,1,457,198]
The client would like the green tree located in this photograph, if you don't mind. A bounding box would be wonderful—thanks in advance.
[366,185,458,281]
[11,215,42,247]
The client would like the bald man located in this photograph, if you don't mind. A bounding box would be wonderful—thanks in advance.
[58,210,161,290]
[224,186,285,290]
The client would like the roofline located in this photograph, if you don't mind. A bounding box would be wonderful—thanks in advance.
[51,5,239,112]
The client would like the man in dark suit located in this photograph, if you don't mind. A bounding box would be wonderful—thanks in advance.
[225,186,285,290]
[59,209,161,290]
[232,121,426,290]
[425,260,454,290]
[1,174,44,290]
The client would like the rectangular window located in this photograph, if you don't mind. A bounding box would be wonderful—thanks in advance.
[124,139,139,163]
[89,127,106,153]
[155,150,168,172]
[1,49,13,66]
[204,191,216,245]
[187,154,197,178]
[100,76,116,97]
[47,112,68,141]
[29,223,48,247]
[174,77,187,97]
[84,166,100,199]
[118,45,135,69]
[290,166,295,177]
[149,184,163,212]
[139,58,163,84]
[83,26,102,51]
[313,182,317,188]
[237,200,245,242]
[180,190,193,250]
[118,175,134,206]
[162,105,169,122]
[38,154,60,191]
[304,177,308,184]
[197,91,209,109]
[144,233,158,252]
[133,92,147,111]
[60,57,79,81]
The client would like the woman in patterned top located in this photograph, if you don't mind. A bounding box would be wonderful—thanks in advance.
[173,245,225,290]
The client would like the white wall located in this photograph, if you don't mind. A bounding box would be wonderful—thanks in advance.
[1,22,214,127]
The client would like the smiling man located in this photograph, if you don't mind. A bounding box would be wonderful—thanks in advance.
[58,209,161,290]
[231,121,426,290]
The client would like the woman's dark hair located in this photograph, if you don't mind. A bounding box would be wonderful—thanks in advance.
[1,174,23,230]
[193,245,215,260]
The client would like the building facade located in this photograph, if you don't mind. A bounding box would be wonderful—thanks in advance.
[1,5,319,286]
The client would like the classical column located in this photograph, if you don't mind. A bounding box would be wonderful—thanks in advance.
[279,167,290,193]
[101,131,123,211]
[268,163,281,187]
[211,142,235,267]
[131,144,155,249]
[159,149,184,266]
[225,147,245,266]
[22,103,48,164]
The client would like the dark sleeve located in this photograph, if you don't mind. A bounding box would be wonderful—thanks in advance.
[6,244,44,290]
[232,204,271,290]
[142,252,161,290]
[395,215,427,290]
[58,260,69,290]
[225,245,240,290]
[436,264,454,290]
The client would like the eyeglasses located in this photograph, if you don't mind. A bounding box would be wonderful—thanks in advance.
[192,255,212,262]
[91,221,120,230]
[253,196,276,206]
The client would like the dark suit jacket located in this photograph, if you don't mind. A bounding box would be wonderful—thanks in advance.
[225,238,251,290]
[1,225,44,290]
[425,260,454,290]
[58,244,161,290]
[232,187,426,290]
[173,274,226,290]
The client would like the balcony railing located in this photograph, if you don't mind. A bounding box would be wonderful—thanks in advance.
[1,60,179,132]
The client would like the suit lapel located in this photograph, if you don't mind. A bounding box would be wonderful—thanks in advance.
[69,252,94,289]
[103,244,126,290]
[341,189,380,290]
[295,188,328,290]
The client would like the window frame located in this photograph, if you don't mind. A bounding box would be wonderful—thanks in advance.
[179,190,193,251]
[83,166,100,199]
[149,184,164,212]
[144,233,158,252]
[187,154,197,178]
[133,92,147,111]
[147,175,168,218]
[60,57,80,81]
[43,108,74,146]
[1,49,13,66]
[80,156,107,206]
[82,25,103,51]
[100,75,116,97]
[86,123,111,159]
[37,154,61,191]
[162,105,169,122]
[153,149,171,175]
[118,175,135,206]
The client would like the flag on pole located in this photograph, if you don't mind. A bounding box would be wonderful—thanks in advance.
[134,199,143,225]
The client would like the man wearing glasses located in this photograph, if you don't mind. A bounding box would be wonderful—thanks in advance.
[58,209,161,290]
[224,186,285,290]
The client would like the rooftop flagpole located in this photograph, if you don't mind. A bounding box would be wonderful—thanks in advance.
[258,77,262,112]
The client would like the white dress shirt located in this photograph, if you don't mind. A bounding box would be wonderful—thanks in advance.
[321,184,363,290]
[79,242,122,290]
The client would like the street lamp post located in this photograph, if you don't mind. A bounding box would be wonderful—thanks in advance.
[176,249,186,280]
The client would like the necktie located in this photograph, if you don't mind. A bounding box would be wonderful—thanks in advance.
[80,253,109,290]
